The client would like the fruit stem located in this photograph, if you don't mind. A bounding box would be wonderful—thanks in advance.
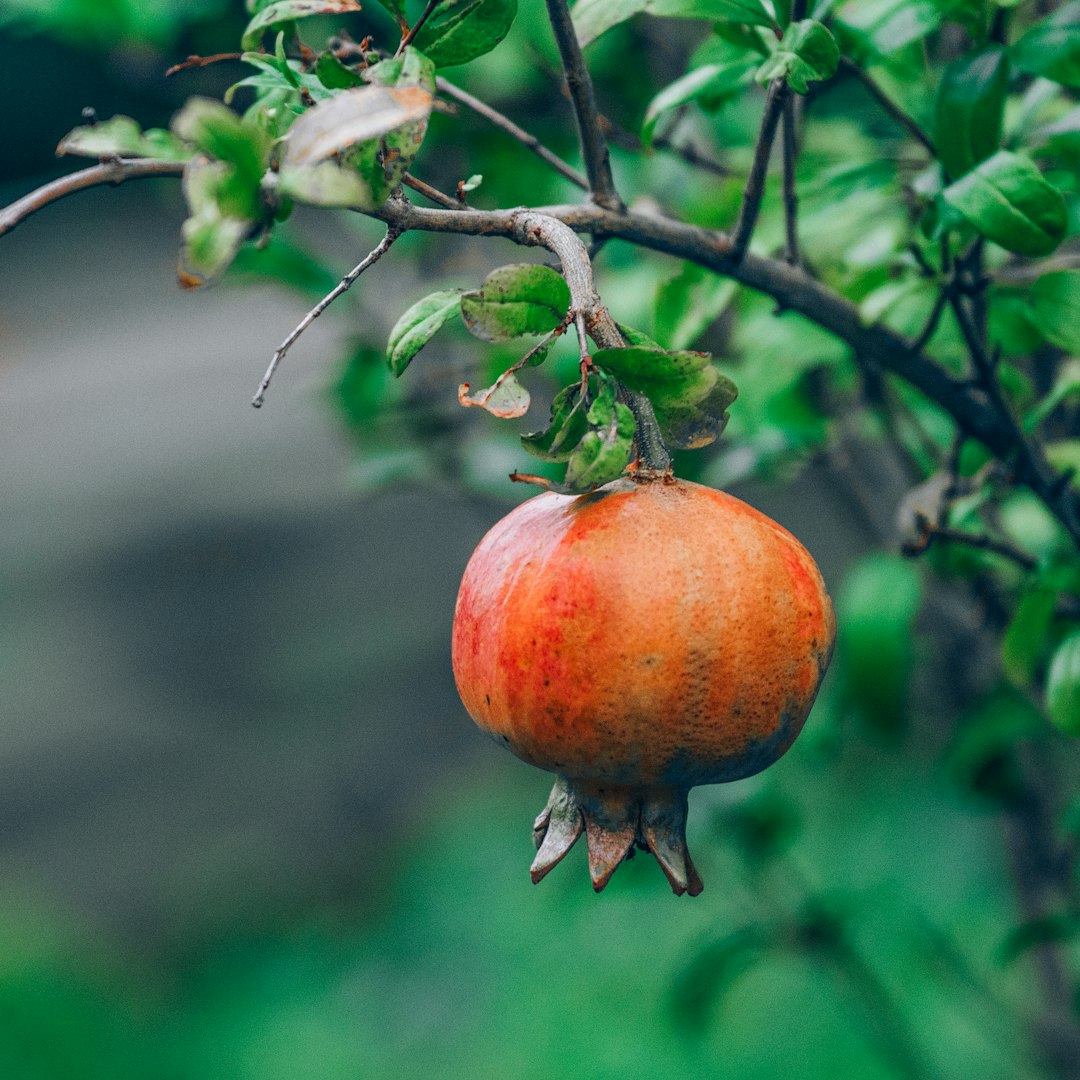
[625,391,673,474]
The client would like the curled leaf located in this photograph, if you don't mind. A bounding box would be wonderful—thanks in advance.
[458,372,531,418]
[386,289,463,375]
[592,346,738,450]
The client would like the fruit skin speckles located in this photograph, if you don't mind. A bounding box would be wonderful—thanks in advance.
[451,474,836,895]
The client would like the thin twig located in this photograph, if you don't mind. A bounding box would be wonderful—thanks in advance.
[910,289,950,353]
[402,172,464,210]
[903,516,1038,570]
[252,226,402,407]
[397,0,439,54]
[165,52,244,77]
[781,93,800,266]
[606,120,729,177]
[839,57,937,157]
[0,158,186,239]
[435,77,587,189]
[544,0,621,210]
[730,80,789,264]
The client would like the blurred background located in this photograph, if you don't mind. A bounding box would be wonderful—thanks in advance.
[1,2,1078,1078]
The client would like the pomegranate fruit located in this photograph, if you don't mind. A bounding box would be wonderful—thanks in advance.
[451,474,835,895]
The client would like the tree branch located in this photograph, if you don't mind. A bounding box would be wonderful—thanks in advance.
[436,77,588,190]
[252,226,401,407]
[838,57,937,158]
[781,93,800,266]
[0,158,186,238]
[3,161,1077,543]
[730,80,789,264]
[544,0,621,210]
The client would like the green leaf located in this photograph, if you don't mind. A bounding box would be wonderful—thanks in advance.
[171,98,272,211]
[562,378,636,491]
[941,150,1067,257]
[1045,440,1080,488]
[386,289,463,375]
[835,552,922,735]
[372,0,408,24]
[521,385,591,462]
[655,264,736,349]
[517,374,635,493]
[228,232,341,300]
[1047,630,1080,734]
[365,46,437,91]
[934,46,1008,181]
[1026,359,1080,434]
[460,264,571,342]
[280,84,433,166]
[574,0,776,47]
[1011,1,1080,91]
[617,323,662,349]
[1002,587,1057,688]
[458,371,531,418]
[838,0,956,55]
[315,51,366,89]
[56,115,191,162]
[276,160,379,207]
[642,59,755,143]
[241,0,363,50]
[177,157,254,289]
[412,0,518,68]
[1031,273,1080,354]
[591,346,738,449]
[756,20,839,94]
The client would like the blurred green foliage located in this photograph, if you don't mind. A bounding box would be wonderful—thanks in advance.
[7,0,1080,1076]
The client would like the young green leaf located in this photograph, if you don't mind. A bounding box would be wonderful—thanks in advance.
[1030,273,1080,355]
[1046,630,1080,735]
[934,46,1008,181]
[591,346,738,449]
[177,157,254,289]
[172,99,273,215]
[756,20,838,94]
[241,0,363,50]
[460,264,571,342]
[1011,1,1080,91]
[412,0,518,68]
[574,0,776,48]
[941,150,1067,257]
[56,116,191,162]
[386,289,463,375]
[315,51,366,89]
